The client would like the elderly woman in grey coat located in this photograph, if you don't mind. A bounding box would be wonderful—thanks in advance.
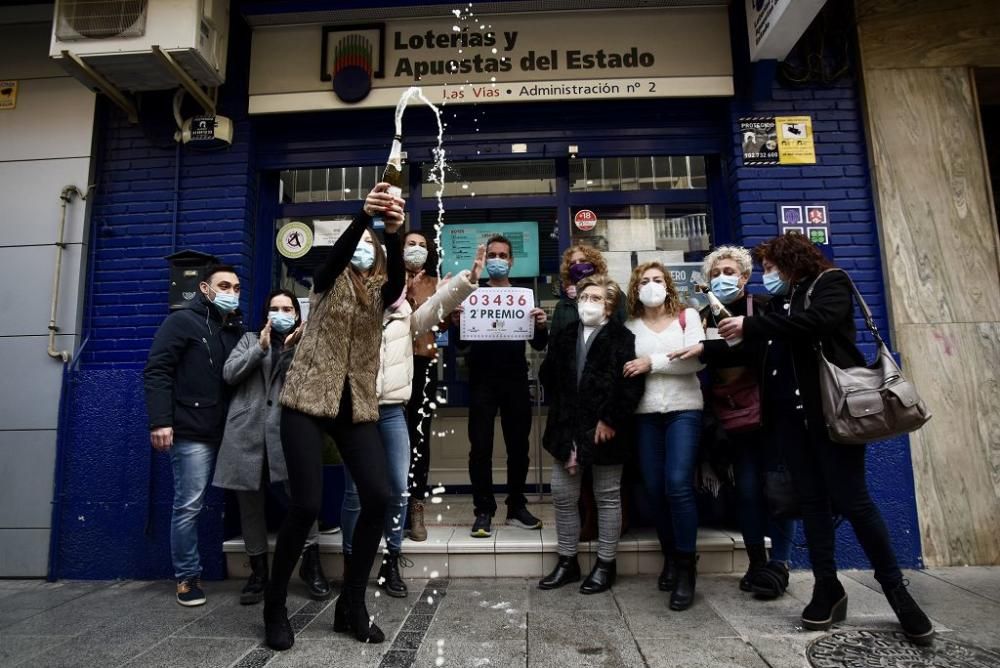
[214,289,330,605]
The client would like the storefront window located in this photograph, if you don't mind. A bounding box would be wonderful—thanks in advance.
[279,165,411,203]
[422,159,556,198]
[569,156,706,192]
[568,204,711,302]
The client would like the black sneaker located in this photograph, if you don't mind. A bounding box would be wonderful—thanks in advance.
[176,576,206,607]
[470,513,492,538]
[507,506,542,530]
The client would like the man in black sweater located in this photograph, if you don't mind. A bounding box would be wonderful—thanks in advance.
[144,264,244,606]
[454,235,548,538]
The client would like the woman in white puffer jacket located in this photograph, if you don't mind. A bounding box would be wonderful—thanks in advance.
[340,244,484,598]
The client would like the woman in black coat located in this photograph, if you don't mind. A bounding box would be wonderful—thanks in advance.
[538,274,645,594]
[713,234,933,644]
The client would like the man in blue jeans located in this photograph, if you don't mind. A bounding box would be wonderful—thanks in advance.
[145,265,243,606]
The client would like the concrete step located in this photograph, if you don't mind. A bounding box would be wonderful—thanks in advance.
[224,525,762,579]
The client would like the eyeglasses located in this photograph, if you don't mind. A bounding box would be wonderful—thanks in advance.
[578,293,606,304]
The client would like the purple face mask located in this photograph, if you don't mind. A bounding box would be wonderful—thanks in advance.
[568,261,596,284]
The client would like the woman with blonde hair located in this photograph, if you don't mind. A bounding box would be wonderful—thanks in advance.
[550,244,624,339]
[624,262,705,610]
[673,245,796,600]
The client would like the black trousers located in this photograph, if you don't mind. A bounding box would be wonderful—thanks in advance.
[772,409,903,588]
[406,355,437,503]
[268,394,390,604]
[467,378,531,516]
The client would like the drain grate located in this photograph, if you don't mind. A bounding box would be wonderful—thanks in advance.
[807,630,1000,668]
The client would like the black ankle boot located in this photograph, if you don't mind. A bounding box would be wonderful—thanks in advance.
[740,543,768,592]
[263,600,294,651]
[348,584,385,644]
[580,558,616,595]
[669,552,698,611]
[333,590,351,633]
[299,544,332,600]
[883,580,934,645]
[801,576,848,631]
[751,561,789,600]
[240,553,268,605]
[378,550,408,598]
[658,552,676,592]
[539,555,581,590]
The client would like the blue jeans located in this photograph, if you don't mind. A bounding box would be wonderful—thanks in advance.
[733,431,794,563]
[341,404,410,553]
[169,440,217,580]
[636,411,702,554]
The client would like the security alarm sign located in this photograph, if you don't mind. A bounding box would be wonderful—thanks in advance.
[459,287,535,341]
[574,209,598,231]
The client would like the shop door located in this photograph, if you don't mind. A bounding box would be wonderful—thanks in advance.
[268,150,715,497]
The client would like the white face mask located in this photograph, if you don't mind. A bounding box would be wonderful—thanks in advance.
[577,301,606,327]
[403,245,428,269]
[638,281,667,308]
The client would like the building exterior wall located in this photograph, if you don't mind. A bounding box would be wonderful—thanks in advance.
[856,0,1000,566]
[0,14,95,577]
[47,1,924,578]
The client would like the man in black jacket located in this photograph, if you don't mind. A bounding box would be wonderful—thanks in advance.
[453,235,548,539]
[144,264,243,606]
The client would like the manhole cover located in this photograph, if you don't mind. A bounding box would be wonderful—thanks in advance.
[807,630,1000,668]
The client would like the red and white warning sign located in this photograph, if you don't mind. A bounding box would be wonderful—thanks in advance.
[574,209,598,232]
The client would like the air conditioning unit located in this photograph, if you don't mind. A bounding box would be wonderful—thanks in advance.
[50,0,229,92]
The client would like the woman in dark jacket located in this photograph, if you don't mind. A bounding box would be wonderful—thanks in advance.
[538,275,645,594]
[679,246,797,600]
[713,234,933,644]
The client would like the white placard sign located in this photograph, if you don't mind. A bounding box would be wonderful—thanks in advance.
[459,287,535,341]
[313,219,353,246]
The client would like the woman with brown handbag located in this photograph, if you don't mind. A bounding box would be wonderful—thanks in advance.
[675,245,796,600]
[705,234,933,644]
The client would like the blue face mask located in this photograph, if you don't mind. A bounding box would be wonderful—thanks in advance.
[268,311,296,333]
[210,290,239,313]
[763,271,789,296]
[710,274,743,304]
[351,241,376,271]
[486,258,510,279]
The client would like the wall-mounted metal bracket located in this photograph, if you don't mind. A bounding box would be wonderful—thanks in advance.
[60,50,138,123]
[151,45,217,116]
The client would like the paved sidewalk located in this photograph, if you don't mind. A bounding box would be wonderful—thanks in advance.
[1,568,999,667]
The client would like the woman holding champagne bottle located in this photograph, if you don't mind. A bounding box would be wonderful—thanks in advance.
[262,183,405,650]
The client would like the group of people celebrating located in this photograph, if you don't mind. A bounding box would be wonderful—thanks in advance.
[144,182,935,653]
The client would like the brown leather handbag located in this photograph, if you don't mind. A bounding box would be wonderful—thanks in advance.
[711,296,762,433]
[805,269,931,445]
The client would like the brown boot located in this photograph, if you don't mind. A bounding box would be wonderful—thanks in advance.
[409,501,427,542]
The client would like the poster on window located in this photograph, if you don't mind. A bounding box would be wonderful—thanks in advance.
[740,117,779,165]
[459,287,535,341]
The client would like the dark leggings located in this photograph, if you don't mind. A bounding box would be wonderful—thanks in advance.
[268,395,390,604]
[774,411,903,589]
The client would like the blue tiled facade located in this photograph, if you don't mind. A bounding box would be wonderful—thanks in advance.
[52,3,922,578]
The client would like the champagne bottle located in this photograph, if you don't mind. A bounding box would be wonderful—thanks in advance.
[701,285,741,346]
[374,134,403,227]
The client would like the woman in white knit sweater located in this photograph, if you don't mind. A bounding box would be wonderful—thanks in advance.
[624,261,705,611]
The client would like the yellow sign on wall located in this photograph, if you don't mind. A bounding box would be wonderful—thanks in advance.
[775,115,816,164]
[0,80,17,110]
